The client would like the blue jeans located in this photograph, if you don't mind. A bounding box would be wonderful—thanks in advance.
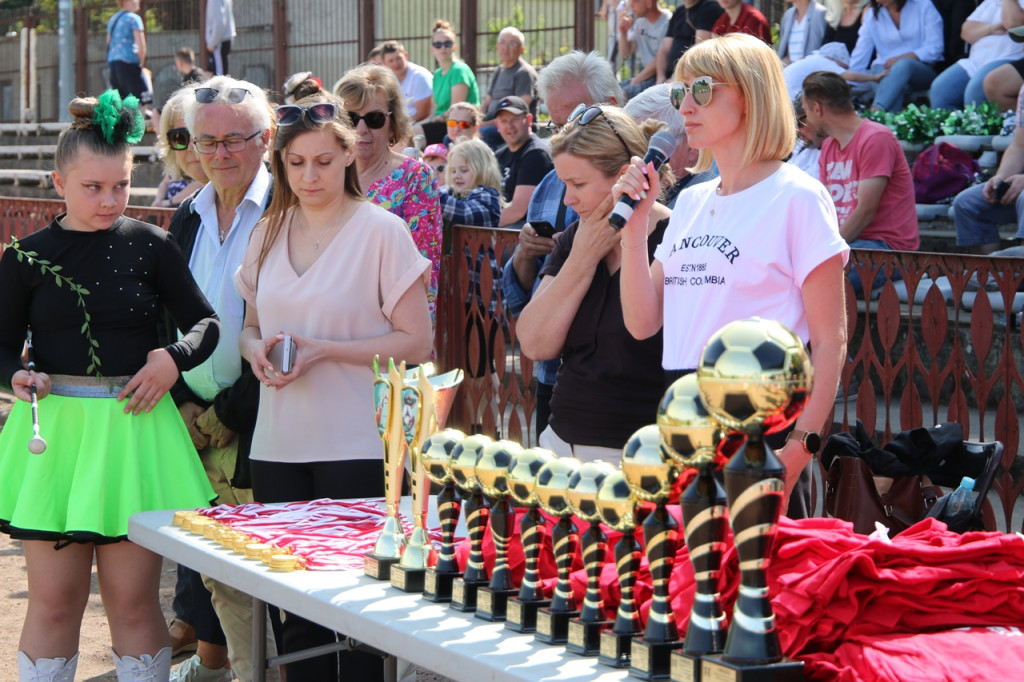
[952,181,1024,248]
[930,59,1016,110]
[872,59,936,112]
[848,239,899,298]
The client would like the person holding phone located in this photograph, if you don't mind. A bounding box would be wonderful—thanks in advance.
[516,104,672,460]
[236,91,432,682]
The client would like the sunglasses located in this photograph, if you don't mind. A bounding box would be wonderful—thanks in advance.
[566,103,631,159]
[432,40,455,49]
[166,127,191,151]
[670,76,727,108]
[446,119,473,129]
[275,102,339,126]
[194,130,264,154]
[348,110,392,129]
[430,164,446,174]
[195,87,251,104]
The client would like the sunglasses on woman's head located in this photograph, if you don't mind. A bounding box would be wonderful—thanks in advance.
[275,103,339,126]
[446,119,473,129]
[195,87,251,104]
[670,76,726,108]
[348,110,391,129]
[166,127,191,151]
[566,103,631,158]
[432,40,455,49]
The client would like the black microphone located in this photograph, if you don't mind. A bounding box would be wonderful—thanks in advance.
[608,130,676,229]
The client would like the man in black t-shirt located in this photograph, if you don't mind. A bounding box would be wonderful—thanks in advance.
[656,0,724,82]
[493,96,554,227]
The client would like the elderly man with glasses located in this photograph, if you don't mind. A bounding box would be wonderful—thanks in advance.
[162,75,280,682]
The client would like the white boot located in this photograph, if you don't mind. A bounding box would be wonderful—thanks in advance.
[112,646,173,682]
[17,651,79,682]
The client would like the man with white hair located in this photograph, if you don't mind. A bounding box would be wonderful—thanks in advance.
[622,83,715,206]
[501,51,624,438]
[165,75,280,682]
[479,27,538,147]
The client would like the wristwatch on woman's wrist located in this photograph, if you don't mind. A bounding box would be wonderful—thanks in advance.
[786,429,822,455]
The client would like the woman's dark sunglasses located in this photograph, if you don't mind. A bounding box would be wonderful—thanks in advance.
[166,127,191,151]
[348,110,392,129]
[275,103,339,126]
[566,103,631,159]
[432,40,454,49]
[195,87,251,104]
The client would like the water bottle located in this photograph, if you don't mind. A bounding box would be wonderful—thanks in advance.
[944,476,976,519]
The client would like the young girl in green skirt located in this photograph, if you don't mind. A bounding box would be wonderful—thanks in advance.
[0,91,220,682]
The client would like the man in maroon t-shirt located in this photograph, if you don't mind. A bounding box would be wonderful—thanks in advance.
[712,0,772,44]
[802,71,919,294]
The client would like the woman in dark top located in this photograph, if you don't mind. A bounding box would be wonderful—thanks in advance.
[517,105,672,460]
[823,0,867,53]
[0,92,218,681]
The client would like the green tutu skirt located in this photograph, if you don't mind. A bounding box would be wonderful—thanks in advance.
[0,392,216,544]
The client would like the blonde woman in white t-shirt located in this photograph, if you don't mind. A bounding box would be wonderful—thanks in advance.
[616,34,849,510]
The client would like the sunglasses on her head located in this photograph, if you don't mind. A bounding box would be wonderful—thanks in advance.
[566,103,631,159]
[446,119,473,129]
[195,87,251,104]
[432,40,455,49]
[275,102,339,126]
[166,127,191,151]
[348,110,392,129]
[670,76,727,109]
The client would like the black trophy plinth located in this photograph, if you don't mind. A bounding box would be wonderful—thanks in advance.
[422,483,462,602]
[535,516,580,644]
[566,521,610,656]
[506,506,550,633]
[630,501,682,681]
[450,489,489,613]
[363,554,400,581]
[390,563,426,592]
[476,496,517,621]
[599,528,643,668]
[700,432,804,682]
[670,465,729,682]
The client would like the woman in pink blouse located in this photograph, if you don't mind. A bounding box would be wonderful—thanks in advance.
[235,91,431,681]
[335,65,443,322]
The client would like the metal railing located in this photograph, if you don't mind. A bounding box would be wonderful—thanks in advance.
[3,200,1017,529]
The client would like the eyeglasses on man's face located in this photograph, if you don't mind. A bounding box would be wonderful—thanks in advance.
[193,130,264,154]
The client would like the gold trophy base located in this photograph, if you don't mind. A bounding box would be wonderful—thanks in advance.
[699,655,804,682]
[505,598,550,633]
[566,617,612,656]
[670,649,705,682]
[450,576,489,612]
[422,569,460,603]
[599,629,639,668]
[534,607,580,645]
[629,637,683,681]
[475,586,518,622]
[364,553,401,581]
[390,563,427,593]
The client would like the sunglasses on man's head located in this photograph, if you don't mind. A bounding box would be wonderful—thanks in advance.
[275,103,339,127]
[166,127,191,151]
[195,87,251,104]
[432,40,455,49]
[348,110,391,129]
[446,119,473,129]
[566,103,631,158]
[670,76,727,108]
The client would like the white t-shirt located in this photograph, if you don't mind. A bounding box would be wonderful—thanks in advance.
[630,10,672,68]
[654,164,848,370]
[957,0,1024,77]
[401,62,434,117]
